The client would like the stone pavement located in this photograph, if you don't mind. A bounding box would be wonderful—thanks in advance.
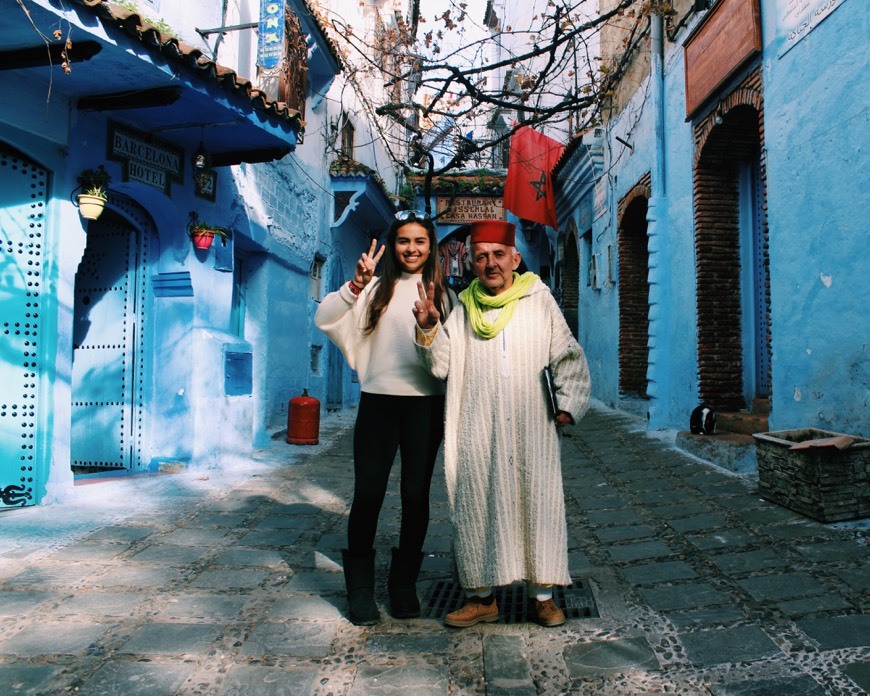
[1,405,868,695]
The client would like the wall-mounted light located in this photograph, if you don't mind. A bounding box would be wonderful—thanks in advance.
[193,143,211,172]
[713,108,724,126]
[192,140,217,200]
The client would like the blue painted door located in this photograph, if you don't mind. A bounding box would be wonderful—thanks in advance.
[71,207,149,472]
[0,144,47,507]
[751,159,771,398]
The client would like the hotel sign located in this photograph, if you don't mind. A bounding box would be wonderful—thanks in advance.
[107,122,184,195]
[258,0,286,69]
[436,196,504,224]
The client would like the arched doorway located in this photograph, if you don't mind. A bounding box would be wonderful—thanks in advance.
[0,143,48,507]
[70,195,156,474]
[694,88,771,413]
[618,180,651,398]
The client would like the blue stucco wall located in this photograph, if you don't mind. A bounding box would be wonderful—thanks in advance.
[762,0,869,435]
[559,0,867,439]
[579,42,699,430]
[657,46,702,430]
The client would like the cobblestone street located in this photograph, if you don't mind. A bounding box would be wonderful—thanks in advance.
[1,405,868,695]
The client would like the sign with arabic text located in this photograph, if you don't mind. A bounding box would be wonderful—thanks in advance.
[776,0,847,56]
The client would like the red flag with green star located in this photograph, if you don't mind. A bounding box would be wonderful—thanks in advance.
[503,126,565,228]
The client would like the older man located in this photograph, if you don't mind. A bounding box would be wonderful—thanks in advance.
[413,219,591,627]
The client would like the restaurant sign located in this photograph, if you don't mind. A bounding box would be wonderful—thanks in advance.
[436,196,504,224]
[258,0,286,69]
[107,122,184,195]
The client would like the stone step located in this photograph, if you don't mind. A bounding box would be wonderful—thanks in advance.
[717,410,769,436]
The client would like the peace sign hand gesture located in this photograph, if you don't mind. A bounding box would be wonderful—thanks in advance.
[414,281,441,330]
[354,238,385,288]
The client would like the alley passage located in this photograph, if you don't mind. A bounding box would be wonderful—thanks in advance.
[1,406,868,694]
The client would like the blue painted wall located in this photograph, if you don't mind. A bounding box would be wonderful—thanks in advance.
[762,0,869,435]
[557,0,868,440]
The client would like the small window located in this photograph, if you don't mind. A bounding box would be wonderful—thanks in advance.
[582,232,595,289]
[309,256,325,300]
[340,114,355,159]
[279,9,308,118]
[589,254,599,290]
[310,344,322,374]
[607,244,615,284]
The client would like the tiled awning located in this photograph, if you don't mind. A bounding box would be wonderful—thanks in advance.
[1,0,303,165]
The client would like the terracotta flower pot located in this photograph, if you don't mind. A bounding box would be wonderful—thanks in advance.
[77,193,107,221]
[191,230,215,249]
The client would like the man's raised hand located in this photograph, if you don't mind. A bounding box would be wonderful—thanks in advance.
[414,281,440,330]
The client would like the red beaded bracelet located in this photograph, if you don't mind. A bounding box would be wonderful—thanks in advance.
[347,280,362,296]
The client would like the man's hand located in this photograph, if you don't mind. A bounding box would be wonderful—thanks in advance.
[354,238,385,288]
[414,281,440,330]
[555,411,573,428]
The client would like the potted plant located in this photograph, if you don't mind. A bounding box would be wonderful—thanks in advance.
[76,165,111,220]
[189,221,228,250]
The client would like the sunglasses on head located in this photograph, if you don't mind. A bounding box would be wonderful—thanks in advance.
[394,210,430,222]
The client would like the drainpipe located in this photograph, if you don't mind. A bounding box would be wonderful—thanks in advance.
[645,12,670,429]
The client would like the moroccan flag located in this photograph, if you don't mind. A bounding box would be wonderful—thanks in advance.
[503,126,565,228]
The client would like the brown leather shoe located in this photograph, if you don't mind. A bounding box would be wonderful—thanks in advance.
[530,598,565,627]
[444,596,499,627]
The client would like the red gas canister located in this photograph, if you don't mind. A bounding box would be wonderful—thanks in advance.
[287,389,320,445]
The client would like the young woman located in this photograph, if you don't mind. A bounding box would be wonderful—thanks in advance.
[315,211,452,625]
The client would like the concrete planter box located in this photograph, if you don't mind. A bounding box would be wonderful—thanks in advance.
[753,428,870,522]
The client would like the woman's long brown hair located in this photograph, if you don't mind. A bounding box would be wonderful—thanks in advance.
[363,215,446,335]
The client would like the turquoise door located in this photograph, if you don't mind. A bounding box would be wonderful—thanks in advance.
[0,144,48,508]
[70,204,150,473]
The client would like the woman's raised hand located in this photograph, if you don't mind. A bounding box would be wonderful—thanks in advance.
[414,281,440,330]
[354,238,385,288]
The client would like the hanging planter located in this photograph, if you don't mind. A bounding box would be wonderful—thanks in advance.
[75,165,111,221]
[77,193,107,220]
[189,222,228,250]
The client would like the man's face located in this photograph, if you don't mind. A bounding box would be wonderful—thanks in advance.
[471,242,521,295]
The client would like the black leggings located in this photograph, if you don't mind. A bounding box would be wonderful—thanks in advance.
[347,392,445,554]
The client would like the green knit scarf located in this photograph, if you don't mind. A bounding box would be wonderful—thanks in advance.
[459,272,539,339]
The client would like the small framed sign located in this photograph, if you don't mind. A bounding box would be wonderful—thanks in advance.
[194,170,217,201]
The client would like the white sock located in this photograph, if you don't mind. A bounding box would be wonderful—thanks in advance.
[529,583,552,602]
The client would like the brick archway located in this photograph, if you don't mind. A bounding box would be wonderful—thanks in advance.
[693,69,770,411]
[618,175,651,397]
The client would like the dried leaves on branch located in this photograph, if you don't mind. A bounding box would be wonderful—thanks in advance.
[320,0,652,177]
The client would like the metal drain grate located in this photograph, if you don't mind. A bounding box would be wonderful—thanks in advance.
[421,578,599,622]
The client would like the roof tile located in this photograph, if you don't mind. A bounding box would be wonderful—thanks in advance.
[77,0,303,129]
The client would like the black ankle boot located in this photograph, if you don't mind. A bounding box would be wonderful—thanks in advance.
[388,547,424,619]
[342,549,380,625]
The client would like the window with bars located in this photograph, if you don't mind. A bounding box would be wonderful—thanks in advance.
[279,9,308,118]
[340,114,355,160]
[583,232,596,289]
[309,255,325,300]
[310,344,322,374]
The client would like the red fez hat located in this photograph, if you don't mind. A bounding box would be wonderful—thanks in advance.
[469,219,516,246]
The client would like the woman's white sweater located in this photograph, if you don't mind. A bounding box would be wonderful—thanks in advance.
[314,273,445,396]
